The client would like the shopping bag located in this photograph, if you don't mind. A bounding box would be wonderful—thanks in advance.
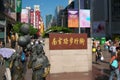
[101,56,104,61]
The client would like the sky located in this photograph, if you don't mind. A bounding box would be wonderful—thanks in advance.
[22,0,68,25]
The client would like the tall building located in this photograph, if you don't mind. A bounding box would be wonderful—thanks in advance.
[74,0,87,9]
[109,0,120,38]
[46,14,52,29]
[55,6,64,26]
[68,0,74,4]
[0,0,16,45]
[91,0,120,39]
[111,0,120,21]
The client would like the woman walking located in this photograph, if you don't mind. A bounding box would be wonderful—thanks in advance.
[109,50,120,80]
[95,46,103,63]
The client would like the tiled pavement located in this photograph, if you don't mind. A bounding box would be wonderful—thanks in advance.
[6,42,111,80]
[25,70,93,80]
[25,50,111,80]
[46,71,93,80]
[6,42,94,80]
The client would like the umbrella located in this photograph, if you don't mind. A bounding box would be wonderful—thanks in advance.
[0,48,15,58]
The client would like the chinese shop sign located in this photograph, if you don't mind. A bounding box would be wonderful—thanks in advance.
[49,33,87,50]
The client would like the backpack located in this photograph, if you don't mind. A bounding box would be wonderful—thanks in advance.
[109,46,116,53]
[20,51,26,62]
[109,46,113,52]
[110,59,119,70]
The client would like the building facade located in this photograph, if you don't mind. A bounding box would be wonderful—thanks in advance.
[55,6,64,26]
[46,14,52,30]
[0,0,16,45]
[91,0,120,39]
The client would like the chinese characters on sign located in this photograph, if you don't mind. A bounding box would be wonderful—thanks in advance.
[49,33,87,50]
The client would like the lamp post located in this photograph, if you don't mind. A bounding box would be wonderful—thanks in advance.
[109,0,112,38]
[78,0,81,33]
[4,19,6,46]
[61,12,64,27]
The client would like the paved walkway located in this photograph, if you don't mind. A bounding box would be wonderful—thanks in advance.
[7,42,112,80]
[25,70,93,80]
[7,41,93,80]
[92,47,113,80]
[25,49,112,80]
[46,72,93,80]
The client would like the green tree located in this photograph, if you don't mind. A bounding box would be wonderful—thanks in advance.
[13,22,38,36]
[41,26,72,38]
[29,25,38,35]
[12,22,22,33]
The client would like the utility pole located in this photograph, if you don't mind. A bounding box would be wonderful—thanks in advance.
[78,0,81,33]
[109,0,112,38]
[4,18,6,46]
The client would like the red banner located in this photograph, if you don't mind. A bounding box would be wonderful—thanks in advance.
[30,9,34,25]
[35,10,40,29]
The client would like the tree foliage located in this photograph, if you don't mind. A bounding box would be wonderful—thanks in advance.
[41,26,72,38]
[29,25,38,35]
[13,22,38,36]
[12,22,22,33]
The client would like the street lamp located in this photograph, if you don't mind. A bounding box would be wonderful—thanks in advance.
[109,0,112,37]
[61,12,64,27]
[78,0,81,33]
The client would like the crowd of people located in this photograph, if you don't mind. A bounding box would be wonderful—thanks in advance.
[92,39,120,80]
[0,39,50,80]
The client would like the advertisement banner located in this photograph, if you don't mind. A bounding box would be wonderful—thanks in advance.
[35,10,40,29]
[21,9,29,23]
[68,10,78,28]
[92,21,105,38]
[16,0,22,12]
[49,33,87,50]
[80,9,90,28]
[40,22,44,35]
[30,9,34,25]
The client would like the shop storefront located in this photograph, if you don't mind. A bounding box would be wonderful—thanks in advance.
[0,13,16,46]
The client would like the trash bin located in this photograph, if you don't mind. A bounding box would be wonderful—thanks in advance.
[100,37,106,45]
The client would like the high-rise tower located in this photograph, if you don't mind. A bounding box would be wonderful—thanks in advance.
[68,0,74,4]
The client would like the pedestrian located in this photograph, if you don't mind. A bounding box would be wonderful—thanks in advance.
[116,46,120,56]
[92,42,96,53]
[106,40,111,49]
[11,33,16,49]
[109,50,120,80]
[95,46,103,63]
[109,43,117,57]
[0,54,6,80]
[0,41,3,48]
[4,58,12,80]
